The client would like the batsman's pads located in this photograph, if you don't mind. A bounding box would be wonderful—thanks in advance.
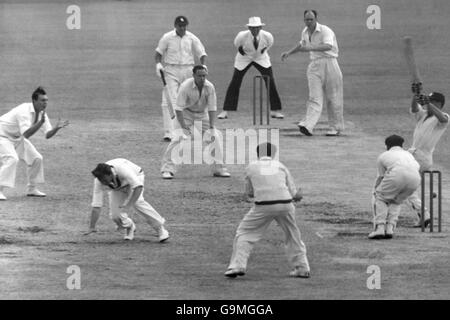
[415,94,430,106]
[411,82,422,95]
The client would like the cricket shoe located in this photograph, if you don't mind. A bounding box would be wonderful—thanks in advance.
[163,135,172,142]
[224,268,246,278]
[413,219,431,228]
[26,187,46,197]
[325,129,341,136]
[385,223,395,239]
[368,224,386,239]
[298,125,313,136]
[270,111,284,119]
[124,222,136,240]
[213,170,231,178]
[158,226,170,242]
[162,171,174,179]
[0,191,6,201]
[289,267,311,278]
[217,111,228,119]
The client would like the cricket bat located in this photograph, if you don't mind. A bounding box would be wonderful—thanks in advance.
[402,36,422,83]
[159,70,176,119]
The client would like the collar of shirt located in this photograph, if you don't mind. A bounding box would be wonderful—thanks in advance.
[26,103,36,115]
[171,29,189,38]
[303,22,323,35]
[189,78,213,93]
[259,156,272,161]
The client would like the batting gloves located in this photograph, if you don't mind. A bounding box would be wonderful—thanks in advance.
[156,62,164,77]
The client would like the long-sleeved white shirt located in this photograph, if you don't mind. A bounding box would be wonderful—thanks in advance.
[0,103,52,141]
[91,158,143,207]
[301,22,339,60]
[175,78,217,114]
[376,146,420,179]
[156,30,206,65]
[411,105,449,156]
[245,157,297,203]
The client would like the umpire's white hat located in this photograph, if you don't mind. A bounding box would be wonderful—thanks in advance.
[246,17,265,27]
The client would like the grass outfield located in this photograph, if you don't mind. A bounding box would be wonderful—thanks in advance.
[0,0,449,299]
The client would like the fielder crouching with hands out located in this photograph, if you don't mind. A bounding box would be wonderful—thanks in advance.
[224,143,310,279]
[84,158,169,242]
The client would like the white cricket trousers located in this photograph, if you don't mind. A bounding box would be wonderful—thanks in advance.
[228,203,310,272]
[0,137,44,188]
[160,110,226,174]
[160,64,193,137]
[373,167,421,227]
[108,173,165,231]
[299,57,344,132]
[402,149,432,220]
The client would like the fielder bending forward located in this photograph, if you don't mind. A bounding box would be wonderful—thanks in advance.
[85,158,169,242]
[225,143,310,278]
[370,135,421,239]
[160,65,230,179]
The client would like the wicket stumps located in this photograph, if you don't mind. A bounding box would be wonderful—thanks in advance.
[421,170,442,232]
[253,75,270,125]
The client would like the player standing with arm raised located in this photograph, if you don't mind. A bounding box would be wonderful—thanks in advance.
[155,16,207,142]
[403,84,449,227]
[0,86,69,200]
[281,10,344,136]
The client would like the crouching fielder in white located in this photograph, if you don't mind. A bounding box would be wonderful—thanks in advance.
[84,158,169,242]
[0,86,69,200]
[370,135,421,240]
[225,143,310,278]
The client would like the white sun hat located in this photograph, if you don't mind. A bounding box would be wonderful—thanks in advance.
[246,17,265,27]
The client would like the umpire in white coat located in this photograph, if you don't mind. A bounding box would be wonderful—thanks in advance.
[218,17,283,120]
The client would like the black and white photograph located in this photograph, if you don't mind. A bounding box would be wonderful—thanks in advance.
[0,0,449,305]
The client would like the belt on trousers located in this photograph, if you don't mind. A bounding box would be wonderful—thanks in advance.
[311,56,337,61]
[186,108,206,114]
[254,199,293,205]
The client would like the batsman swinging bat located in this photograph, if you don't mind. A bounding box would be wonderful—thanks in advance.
[402,36,422,83]
[159,70,176,119]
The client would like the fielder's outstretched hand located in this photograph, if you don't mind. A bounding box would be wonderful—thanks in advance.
[56,118,69,129]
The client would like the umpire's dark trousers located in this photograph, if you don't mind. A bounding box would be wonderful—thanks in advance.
[222,62,282,111]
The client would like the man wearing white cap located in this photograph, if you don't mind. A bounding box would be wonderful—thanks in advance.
[155,16,207,141]
[281,10,344,136]
[217,17,284,120]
